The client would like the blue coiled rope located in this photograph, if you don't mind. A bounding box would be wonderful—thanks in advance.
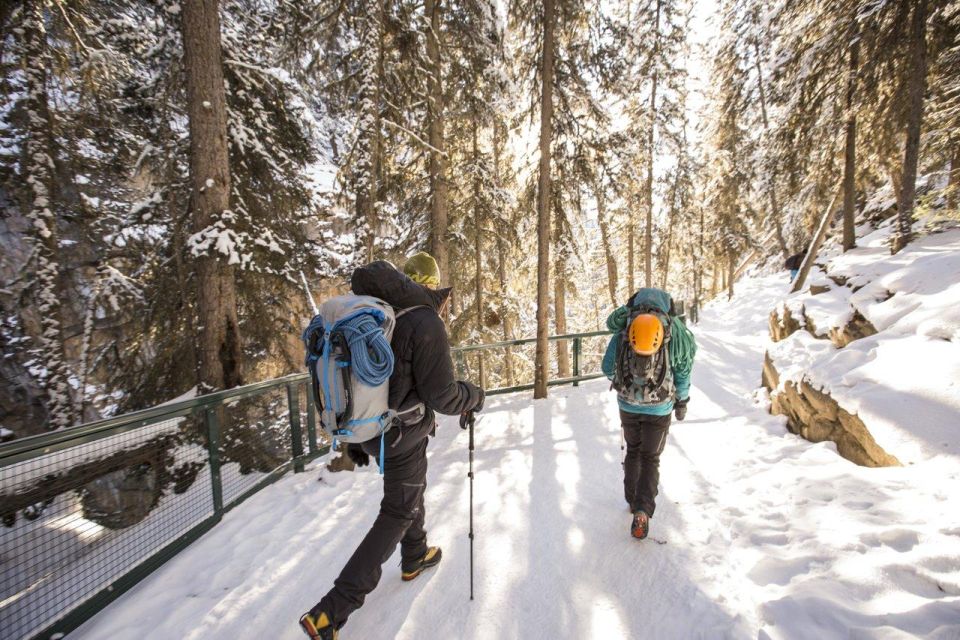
[337,312,394,386]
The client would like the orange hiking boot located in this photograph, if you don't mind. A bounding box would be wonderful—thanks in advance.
[299,610,337,640]
[631,510,650,540]
[401,546,442,581]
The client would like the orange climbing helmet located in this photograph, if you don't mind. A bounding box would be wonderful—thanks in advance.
[628,313,664,356]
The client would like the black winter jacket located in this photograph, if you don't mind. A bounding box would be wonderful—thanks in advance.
[351,262,482,454]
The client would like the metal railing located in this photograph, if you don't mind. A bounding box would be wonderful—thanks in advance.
[0,330,611,640]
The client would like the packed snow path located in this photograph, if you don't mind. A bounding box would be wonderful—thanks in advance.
[76,275,960,640]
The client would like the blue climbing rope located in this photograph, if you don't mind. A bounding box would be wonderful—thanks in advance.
[337,312,394,386]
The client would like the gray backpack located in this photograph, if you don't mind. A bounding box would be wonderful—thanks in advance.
[302,295,423,472]
[612,305,676,406]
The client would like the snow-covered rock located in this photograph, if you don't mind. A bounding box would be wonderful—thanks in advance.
[767,222,960,465]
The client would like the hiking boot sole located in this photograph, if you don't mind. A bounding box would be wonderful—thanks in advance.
[631,512,650,540]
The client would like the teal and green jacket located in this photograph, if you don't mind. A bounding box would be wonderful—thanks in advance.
[601,288,697,416]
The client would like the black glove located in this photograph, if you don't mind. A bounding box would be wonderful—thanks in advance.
[674,397,689,421]
[473,385,485,413]
[459,410,475,430]
[346,443,370,467]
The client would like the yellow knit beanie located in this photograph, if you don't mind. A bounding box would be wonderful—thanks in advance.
[403,251,441,288]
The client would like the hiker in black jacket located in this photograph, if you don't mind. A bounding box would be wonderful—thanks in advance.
[300,258,484,640]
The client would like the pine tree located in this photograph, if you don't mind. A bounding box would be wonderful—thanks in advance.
[21,2,74,429]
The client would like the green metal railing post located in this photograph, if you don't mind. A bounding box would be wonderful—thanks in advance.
[305,383,318,455]
[572,337,581,386]
[287,383,304,473]
[205,407,223,519]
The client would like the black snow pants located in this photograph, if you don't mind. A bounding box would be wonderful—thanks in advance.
[621,409,671,517]
[318,429,430,628]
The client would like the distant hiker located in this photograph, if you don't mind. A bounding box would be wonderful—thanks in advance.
[784,248,807,281]
[602,288,697,540]
[300,256,485,640]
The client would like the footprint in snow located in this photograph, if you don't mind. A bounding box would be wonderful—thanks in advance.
[747,555,820,586]
[860,528,920,552]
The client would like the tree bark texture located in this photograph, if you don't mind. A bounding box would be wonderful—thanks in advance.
[892,0,928,254]
[534,0,555,399]
[842,27,859,252]
[425,0,449,284]
[726,252,735,300]
[23,2,74,429]
[356,2,384,260]
[181,0,243,391]
[950,144,960,211]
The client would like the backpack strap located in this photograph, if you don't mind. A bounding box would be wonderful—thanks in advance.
[395,305,430,318]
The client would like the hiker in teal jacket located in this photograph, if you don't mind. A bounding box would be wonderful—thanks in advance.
[601,287,696,539]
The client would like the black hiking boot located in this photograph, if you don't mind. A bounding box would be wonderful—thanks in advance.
[401,546,442,581]
[299,610,338,640]
[631,510,650,540]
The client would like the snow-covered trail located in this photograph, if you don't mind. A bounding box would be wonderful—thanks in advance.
[75,274,960,640]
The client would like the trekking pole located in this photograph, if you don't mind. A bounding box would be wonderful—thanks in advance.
[467,409,476,601]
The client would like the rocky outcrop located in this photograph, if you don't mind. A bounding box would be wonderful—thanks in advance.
[769,306,804,342]
[764,356,900,468]
[828,310,878,348]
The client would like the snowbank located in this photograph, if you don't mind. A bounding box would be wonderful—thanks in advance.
[769,222,960,464]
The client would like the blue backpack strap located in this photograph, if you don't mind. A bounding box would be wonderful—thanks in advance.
[379,431,385,474]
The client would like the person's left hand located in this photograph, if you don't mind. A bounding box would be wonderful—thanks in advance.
[674,397,689,421]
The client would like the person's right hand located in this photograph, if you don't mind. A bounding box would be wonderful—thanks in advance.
[674,397,689,421]
[347,443,370,467]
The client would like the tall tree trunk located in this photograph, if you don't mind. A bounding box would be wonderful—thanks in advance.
[356,2,383,260]
[644,0,661,287]
[182,0,243,392]
[660,168,680,288]
[554,192,571,378]
[595,178,618,307]
[23,2,74,429]
[753,41,789,259]
[727,252,735,300]
[553,269,569,377]
[425,0,448,283]
[892,0,928,254]
[494,123,515,387]
[497,235,515,387]
[842,25,859,252]
[692,207,704,321]
[627,219,636,295]
[949,144,960,211]
[472,122,486,390]
[533,0,555,399]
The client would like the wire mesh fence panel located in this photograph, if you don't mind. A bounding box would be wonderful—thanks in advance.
[0,417,212,640]
[219,387,295,509]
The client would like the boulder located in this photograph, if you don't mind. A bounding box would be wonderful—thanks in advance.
[764,359,900,468]
[81,463,160,529]
[810,284,831,295]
